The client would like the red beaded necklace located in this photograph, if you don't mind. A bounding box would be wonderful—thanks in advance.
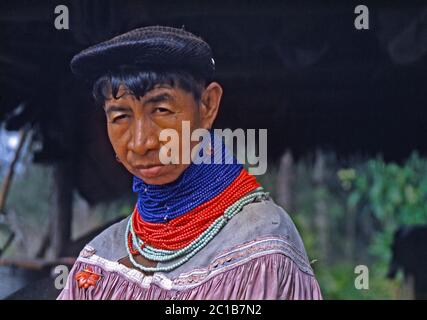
[128,168,259,253]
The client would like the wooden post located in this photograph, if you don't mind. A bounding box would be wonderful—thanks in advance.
[345,204,356,262]
[313,150,329,261]
[276,150,295,213]
[50,161,73,258]
[48,78,78,259]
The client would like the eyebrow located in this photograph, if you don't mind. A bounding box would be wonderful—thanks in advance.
[105,105,132,116]
[143,92,174,105]
[104,92,174,115]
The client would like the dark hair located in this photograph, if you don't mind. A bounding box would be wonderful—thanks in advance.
[92,65,207,107]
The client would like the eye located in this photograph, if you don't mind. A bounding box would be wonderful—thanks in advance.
[111,114,129,123]
[153,107,171,114]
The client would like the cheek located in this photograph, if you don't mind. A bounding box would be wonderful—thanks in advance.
[107,124,129,156]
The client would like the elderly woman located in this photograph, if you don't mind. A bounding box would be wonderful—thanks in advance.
[58,26,322,300]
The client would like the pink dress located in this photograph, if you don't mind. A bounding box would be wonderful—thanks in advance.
[58,196,322,300]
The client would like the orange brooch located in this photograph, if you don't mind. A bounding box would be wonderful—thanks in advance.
[75,267,102,289]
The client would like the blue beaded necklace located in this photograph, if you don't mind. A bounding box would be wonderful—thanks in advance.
[133,131,243,223]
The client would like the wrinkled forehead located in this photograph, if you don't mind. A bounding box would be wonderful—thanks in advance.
[103,83,176,103]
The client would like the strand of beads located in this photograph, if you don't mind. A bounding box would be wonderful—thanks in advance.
[131,169,259,251]
[125,188,268,273]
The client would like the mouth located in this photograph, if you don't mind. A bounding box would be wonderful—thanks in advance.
[134,163,167,178]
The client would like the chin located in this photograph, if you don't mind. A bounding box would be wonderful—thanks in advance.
[139,176,176,185]
[135,165,185,185]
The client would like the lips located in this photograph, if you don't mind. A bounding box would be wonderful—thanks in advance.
[134,163,166,178]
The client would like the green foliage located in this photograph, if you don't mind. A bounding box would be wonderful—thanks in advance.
[343,152,427,273]
[315,262,401,300]
[0,164,53,257]
[6,164,53,226]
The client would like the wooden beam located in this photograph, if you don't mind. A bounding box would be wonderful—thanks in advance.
[0,257,75,270]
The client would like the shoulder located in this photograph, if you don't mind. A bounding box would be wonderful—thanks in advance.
[241,197,300,236]
[78,216,130,262]
[162,196,314,278]
[227,196,309,259]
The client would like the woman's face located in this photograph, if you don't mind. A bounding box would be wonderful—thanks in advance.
[104,83,221,185]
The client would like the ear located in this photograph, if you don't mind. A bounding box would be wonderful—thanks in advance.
[199,82,223,130]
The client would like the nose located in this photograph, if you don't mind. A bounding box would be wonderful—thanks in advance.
[128,117,159,156]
